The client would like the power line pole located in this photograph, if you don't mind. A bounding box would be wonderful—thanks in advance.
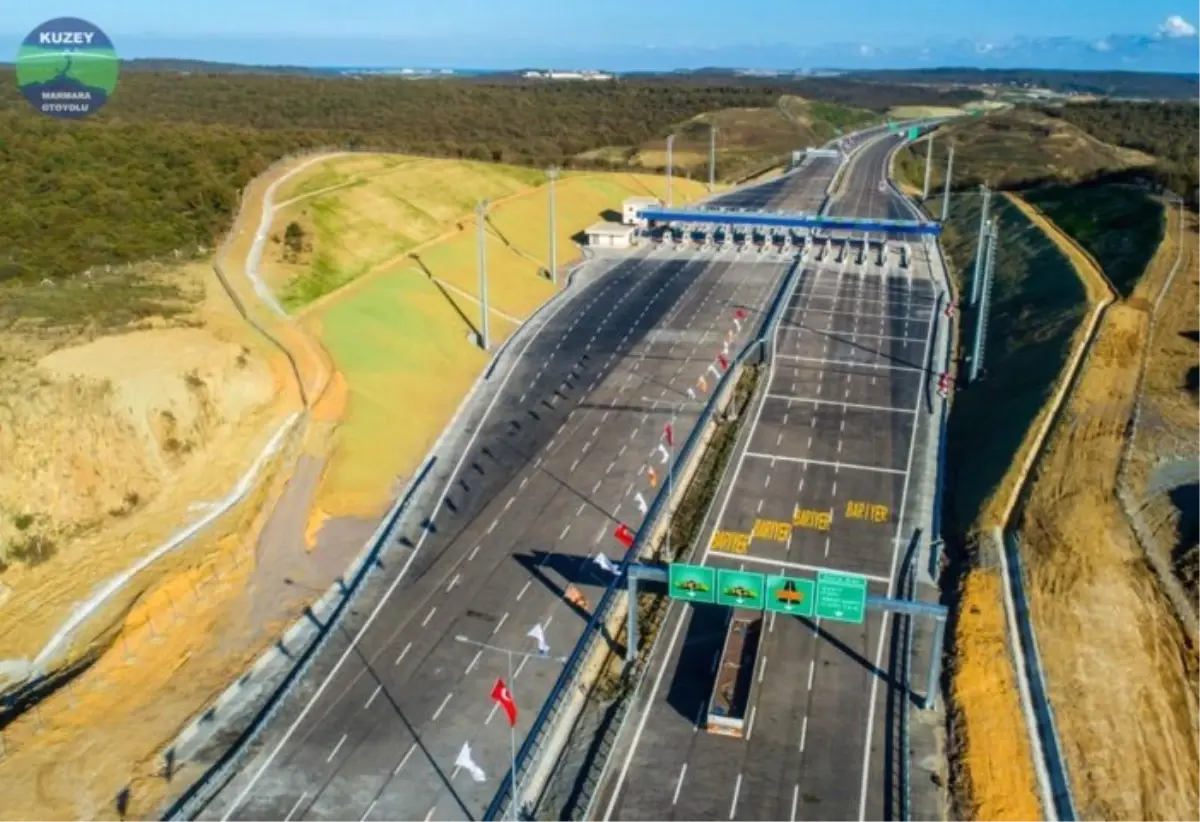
[547,167,559,286]
[941,143,955,222]
[969,219,997,384]
[666,134,675,207]
[922,135,934,201]
[476,199,490,352]
[970,185,991,306]
[708,125,717,192]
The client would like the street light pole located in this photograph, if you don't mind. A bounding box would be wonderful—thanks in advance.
[940,144,955,223]
[922,135,934,201]
[547,167,559,286]
[666,134,675,207]
[453,635,565,821]
[708,125,717,193]
[476,199,490,351]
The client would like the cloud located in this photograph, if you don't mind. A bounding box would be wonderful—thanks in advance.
[858,44,873,56]
[1092,38,1112,51]
[1158,14,1197,37]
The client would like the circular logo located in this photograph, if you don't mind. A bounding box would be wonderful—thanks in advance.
[15,17,118,119]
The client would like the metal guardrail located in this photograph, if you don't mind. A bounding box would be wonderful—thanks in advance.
[483,256,804,821]
[160,260,591,821]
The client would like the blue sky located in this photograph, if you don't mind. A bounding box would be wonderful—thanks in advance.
[3,2,1197,68]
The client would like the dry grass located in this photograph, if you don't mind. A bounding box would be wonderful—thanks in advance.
[888,105,966,119]
[948,567,1042,821]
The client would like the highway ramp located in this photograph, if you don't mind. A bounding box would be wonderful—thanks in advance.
[195,250,792,822]
[596,143,944,822]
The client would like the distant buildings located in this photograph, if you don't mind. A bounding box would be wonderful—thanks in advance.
[521,69,614,81]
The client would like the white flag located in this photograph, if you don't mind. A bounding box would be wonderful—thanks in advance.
[455,742,487,783]
[656,443,670,464]
[707,363,720,378]
[722,341,730,356]
[733,318,742,332]
[527,623,550,655]
[687,387,696,400]
[593,553,619,574]
[634,492,648,515]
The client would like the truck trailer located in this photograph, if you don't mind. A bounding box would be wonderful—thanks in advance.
[706,609,763,737]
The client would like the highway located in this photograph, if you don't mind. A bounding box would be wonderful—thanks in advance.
[824,133,913,223]
[195,213,815,817]
[596,134,943,821]
[707,156,838,212]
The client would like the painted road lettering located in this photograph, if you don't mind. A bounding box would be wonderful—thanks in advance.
[793,507,832,532]
[711,530,751,555]
[844,500,890,523]
[752,519,792,542]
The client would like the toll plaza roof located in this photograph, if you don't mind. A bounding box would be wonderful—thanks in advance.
[637,207,942,236]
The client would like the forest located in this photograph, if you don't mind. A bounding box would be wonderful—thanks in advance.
[0,70,972,291]
[1040,100,1200,205]
[851,67,1199,99]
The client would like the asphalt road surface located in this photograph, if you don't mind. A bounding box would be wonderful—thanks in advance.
[823,134,914,224]
[707,156,838,213]
[198,249,793,822]
[597,137,942,822]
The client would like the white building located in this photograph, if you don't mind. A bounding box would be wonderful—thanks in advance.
[585,222,638,249]
[622,196,661,226]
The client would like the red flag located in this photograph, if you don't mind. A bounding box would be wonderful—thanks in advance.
[491,678,518,727]
[614,523,635,549]
[663,422,674,448]
[735,308,747,320]
[717,353,729,370]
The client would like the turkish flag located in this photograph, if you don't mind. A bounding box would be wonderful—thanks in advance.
[491,678,518,727]
[663,422,674,448]
[735,308,747,320]
[717,353,729,370]
[614,523,635,549]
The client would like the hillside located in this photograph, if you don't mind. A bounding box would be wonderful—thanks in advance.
[894,107,1155,194]
[574,95,878,180]
[849,68,1200,100]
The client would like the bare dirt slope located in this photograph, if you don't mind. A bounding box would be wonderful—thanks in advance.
[1012,195,1199,820]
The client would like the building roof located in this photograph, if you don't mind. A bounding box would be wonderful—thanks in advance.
[623,196,661,206]
[586,222,637,237]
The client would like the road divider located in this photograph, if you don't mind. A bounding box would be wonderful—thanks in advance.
[482,257,805,820]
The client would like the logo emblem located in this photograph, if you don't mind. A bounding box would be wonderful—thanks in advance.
[15,17,118,119]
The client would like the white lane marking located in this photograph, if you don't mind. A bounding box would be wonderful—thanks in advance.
[729,773,743,820]
[577,502,587,516]
[422,607,437,627]
[394,641,412,666]
[364,684,382,710]
[446,573,460,593]
[432,691,453,721]
[360,800,378,821]
[758,655,768,684]
[284,793,308,822]
[466,649,483,675]
[494,612,509,635]
[559,524,571,540]
[791,785,800,821]
[744,452,904,475]
[571,459,580,472]
[468,544,481,562]
[326,733,347,763]
[505,495,516,510]
[746,704,758,741]
[517,581,532,601]
[424,805,436,822]
[672,763,688,805]
[486,519,499,535]
[799,715,809,752]
[807,660,815,690]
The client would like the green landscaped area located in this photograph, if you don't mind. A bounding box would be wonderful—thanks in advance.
[1023,183,1165,299]
[311,269,486,512]
[933,193,1088,535]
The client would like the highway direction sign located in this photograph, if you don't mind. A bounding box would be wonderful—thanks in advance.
[668,563,716,604]
[906,126,918,141]
[716,569,765,608]
[765,574,815,617]
[887,120,896,133]
[815,570,868,623]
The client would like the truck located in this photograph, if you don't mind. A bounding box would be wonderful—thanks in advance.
[706,609,763,738]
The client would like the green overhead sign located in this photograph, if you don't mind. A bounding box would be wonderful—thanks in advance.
[887,120,896,133]
[815,570,868,623]
[765,574,815,617]
[906,126,918,141]
[716,569,765,608]
[668,563,716,604]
